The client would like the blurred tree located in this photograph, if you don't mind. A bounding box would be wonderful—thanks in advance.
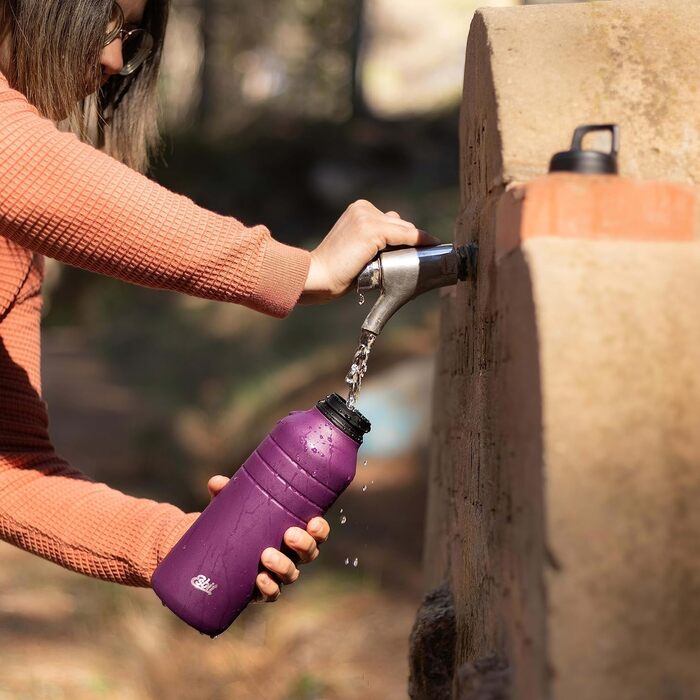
[196,0,215,127]
[349,0,367,118]
[163,0,367,133]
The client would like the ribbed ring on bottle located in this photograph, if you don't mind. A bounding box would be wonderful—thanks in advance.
[243,450,332,523]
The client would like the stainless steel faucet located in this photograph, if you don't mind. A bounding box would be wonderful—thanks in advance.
[356,243,478,336]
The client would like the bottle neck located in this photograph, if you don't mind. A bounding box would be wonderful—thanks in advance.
[316,394,371,444]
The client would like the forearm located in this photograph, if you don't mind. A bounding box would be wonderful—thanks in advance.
[0,75,310,318]
[0,449,198,586]
[0,245,198,586]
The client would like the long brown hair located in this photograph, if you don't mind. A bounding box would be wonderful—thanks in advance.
[0,0,169,172]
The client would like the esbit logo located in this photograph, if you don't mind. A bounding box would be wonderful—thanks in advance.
[190,574,218,596]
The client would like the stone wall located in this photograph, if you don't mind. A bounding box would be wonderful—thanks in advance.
[410,2,700,698]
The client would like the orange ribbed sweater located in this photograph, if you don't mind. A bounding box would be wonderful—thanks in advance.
[0,74,311,586]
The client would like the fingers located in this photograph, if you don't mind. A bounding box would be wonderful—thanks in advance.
[284,527,320,564]
[302,198,441,303]
[350,201,440,248]
[355,200,440,243]
[207,475,229,500]
[261,547,300,585]
[255,518,330,603]
[255,571,281,602]
[276,518,330,567]
[254,548,298,603]
[307,517,330,544]
[373,218,440,249]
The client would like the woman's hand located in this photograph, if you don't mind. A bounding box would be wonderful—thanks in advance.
[207,476,330,603]
[299,199,440,304]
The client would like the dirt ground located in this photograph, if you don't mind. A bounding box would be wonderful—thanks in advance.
[0,330,429,700]
[0,539,421,700]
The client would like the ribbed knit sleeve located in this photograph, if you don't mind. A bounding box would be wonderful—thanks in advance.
[0,253,199,586]
[0,74,311,318]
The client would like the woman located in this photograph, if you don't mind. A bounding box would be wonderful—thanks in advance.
[0,0,435,603]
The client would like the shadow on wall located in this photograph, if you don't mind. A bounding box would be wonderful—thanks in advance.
[409,237,545,698]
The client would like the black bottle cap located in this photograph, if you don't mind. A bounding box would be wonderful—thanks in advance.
[549,124,620,175]
[316,393,371,444]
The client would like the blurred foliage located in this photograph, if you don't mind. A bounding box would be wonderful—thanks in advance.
[161,0,365,131]
[44,0,464,508]
[45,110,458,507]
[0,538,419,699]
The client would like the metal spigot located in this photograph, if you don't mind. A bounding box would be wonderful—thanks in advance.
[357,243,478,336]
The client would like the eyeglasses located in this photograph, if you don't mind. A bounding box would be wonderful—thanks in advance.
[103,2,154,76]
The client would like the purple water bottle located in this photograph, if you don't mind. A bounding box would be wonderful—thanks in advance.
[151,393,371,637]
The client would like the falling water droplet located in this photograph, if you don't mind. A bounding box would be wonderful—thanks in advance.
[363,460,368,467]
[344,557,350,566]
[353,558,359,567]
[340,515,347,524]
[362,484,367,492]
[340,508,344,513]
[358,293,365,306]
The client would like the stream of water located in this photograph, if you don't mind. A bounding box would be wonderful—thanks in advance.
[345,330,377,410]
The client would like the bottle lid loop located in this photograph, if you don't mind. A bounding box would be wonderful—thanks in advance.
[549,124,620,175]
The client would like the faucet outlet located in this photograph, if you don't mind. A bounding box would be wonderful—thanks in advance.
[357,243,477,336]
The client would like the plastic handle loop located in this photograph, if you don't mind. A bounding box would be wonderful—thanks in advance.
[571,124,620,156]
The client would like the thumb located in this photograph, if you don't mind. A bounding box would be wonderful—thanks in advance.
[207,475,229,500]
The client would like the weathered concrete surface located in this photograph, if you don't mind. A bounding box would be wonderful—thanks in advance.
[424,221,700,700]
[422,234,546,698]
[459,0,700,209]
[417,2,700,699]
[456,654,510,700]
[534,239,700,699]
[409,583,457,700]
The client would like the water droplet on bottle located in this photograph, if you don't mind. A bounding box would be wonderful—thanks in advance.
[362,484,367,492]
[340,515,347,524]
[353,558,359,567]
[344,557,350,566]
